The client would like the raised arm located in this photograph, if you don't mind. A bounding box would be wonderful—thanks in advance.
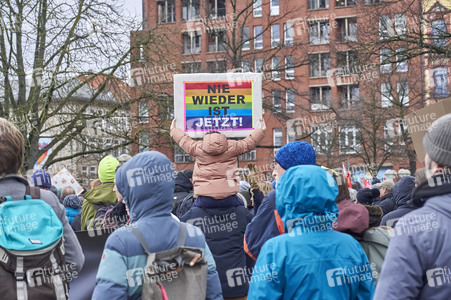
[230,118,266,156]
[170,119,200,156]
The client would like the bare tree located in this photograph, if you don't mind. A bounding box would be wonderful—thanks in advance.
[0,0,148,171]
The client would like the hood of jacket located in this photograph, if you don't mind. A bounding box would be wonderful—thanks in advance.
[174,170,193,192]
[335,199,369,235]
[116,151,174,222]
[201,132,228,155]
[276,165,339,233]
[392,176,415,207]
[83,183,117,205]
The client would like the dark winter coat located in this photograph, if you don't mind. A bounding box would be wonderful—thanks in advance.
[180,195,253,298]
[380,176,416,226]
[172,170,193,215]
[373,192,395,215]
[244,190,284,261]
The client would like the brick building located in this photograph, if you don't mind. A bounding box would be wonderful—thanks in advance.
[129,0,450,180]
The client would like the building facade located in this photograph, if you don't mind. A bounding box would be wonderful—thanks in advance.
[130,0,450,179]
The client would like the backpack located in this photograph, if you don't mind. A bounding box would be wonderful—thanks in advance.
[129,223,207,300]
[0,186,69,300]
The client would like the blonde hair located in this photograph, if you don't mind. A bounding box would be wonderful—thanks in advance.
[258,181,273,196]
[0,118,24,176]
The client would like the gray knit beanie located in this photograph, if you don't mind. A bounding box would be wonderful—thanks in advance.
[423,114,451,166]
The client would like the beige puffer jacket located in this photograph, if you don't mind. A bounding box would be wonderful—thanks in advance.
[171,128,265,199]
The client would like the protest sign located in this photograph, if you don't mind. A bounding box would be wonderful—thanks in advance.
[404,97,451,162]
[174,73,263,138]
[51,168,84,195]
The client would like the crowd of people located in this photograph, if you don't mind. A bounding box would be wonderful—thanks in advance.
[0,114,450,300]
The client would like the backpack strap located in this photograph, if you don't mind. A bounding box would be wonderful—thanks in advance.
[178,223,186,247]
[129,226,152,255]
[26,186,41,199]
[15,257,28,300]
[129,222,187,255]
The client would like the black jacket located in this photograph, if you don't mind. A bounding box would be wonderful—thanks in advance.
[172,170,193,215]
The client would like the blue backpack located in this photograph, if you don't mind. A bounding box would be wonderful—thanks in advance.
[0,186,69,300]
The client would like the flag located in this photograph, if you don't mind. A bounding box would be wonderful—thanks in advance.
[362,178,371,188]
[342,163,353,189]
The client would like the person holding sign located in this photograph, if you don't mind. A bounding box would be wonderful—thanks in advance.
[170,118,265,200]
[171,118,265,299]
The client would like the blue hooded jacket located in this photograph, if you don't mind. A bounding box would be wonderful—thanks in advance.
[92,151,222,300]
[248,166,375,300]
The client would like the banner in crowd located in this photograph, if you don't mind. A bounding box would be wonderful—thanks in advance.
[69,230,111,300]
[52,168,84,195]
[404,97,451,162]
[174,73,263,138]
[34,137,53,169]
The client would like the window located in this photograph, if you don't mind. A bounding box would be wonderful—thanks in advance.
[380,49,391,73]
[242,27,250,50]
[158,0,175,23]
[242,60,250,72]
[337,51,357,74]
[286,89,295,112]
[339,126,360,154]
[138,101,149,123]
[309,0,329,10]
[174,147,194,163]
[272,57,281,80]
[433,67,449,97]
[273,128,283,155]
[82,167,88,176]
[183,32,201,54]
[255,58,264,72]
[384,118,407,150]
[379,15,391,40]
[254,26,263,49]
[208,30,226,52]
[396,48,408,72]
[339,85,359,108]
[207,60,227,73]
[270,0,279,16]
[395,14,406,36]
[139,132,149,152]
[182,0,200,20]
[309,53,330,77]
[182,61,201,73]
[397,81,409,106]
[253,0,262,17]
[309,20,330,44]
[311,125,333,154]
[310,86,332,110]
[285,56,294,79]
[284,22,294,46]
[364,0,383,4]
[138,45,145,62]
[271,24,280,48]
[272,90,282,113]
[432,19,447,47]
[381,82,393,107]
[239,150,257,161]
[336,0,356,7]
[337,18,357,42]
[90,166,97,175]
[112,140,120,157]
[208,0,225,18]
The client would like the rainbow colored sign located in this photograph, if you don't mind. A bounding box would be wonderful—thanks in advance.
[184,81,253,131]
[175,73,263,138]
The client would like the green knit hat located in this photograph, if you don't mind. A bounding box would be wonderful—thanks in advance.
[98,156,120,183]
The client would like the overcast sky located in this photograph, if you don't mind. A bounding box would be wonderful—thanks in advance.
[123,0,143,22]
